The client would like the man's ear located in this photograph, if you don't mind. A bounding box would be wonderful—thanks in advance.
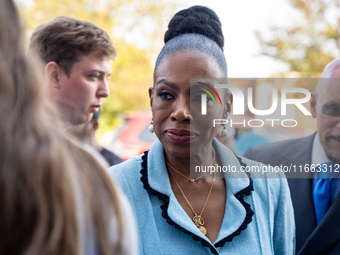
[45,62,62,89]
[310,92,317,118]
[148,87,154,108]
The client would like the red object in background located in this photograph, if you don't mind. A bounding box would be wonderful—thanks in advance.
[109,112,305,160]
[110,112,157,160]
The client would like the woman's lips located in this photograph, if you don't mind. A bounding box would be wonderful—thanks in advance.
[166,129,197,144]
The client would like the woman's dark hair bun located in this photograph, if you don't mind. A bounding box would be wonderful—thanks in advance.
[164,5,224,51]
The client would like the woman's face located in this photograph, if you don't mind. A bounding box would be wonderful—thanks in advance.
[150,50,230,158]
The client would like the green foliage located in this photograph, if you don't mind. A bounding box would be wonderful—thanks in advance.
[20,0,177,136]
[257,0,340,77]
[101,38,154,131]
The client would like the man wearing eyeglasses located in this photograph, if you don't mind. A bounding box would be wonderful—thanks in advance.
[244,58,340,255]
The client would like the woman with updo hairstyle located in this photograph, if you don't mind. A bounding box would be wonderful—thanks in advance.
[0,1,137,254]
[109,5,294,255]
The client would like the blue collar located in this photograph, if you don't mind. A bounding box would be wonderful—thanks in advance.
[140,139,254,254]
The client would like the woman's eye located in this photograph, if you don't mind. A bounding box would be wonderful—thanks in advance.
[157,90,174,100]
[193,94,213,102]
[193,94,202,101]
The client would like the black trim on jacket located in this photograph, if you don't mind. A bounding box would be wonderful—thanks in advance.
[140,151,254,254]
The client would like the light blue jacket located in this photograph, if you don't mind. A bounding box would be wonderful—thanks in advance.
[108,139,295,255]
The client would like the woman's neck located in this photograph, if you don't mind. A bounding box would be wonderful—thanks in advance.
[164,145,216,179]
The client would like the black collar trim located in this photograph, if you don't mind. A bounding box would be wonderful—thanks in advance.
[214,154,254,247]
[140,151,254,254]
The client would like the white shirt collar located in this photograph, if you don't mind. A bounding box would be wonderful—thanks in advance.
[311,133,338,179]
[312,133,340,202]
[311,132,331,165]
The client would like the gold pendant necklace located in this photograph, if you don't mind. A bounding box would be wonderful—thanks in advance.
[167,149,216,235]
[166,149,215,183]
[166,162,206,182]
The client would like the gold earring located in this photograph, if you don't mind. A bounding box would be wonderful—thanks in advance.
[218,125,228,138]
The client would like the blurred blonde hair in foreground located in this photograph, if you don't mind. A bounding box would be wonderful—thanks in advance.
[0,1,127,254]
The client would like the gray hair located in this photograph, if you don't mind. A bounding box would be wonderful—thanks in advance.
[154,33,228,81]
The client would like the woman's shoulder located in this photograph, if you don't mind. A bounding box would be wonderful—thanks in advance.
[238,155,291,211]
[107,154,145,191]
[108,154,143,176]
[239,155,288,179]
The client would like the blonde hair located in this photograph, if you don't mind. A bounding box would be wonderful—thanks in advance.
[0,1,123,254]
